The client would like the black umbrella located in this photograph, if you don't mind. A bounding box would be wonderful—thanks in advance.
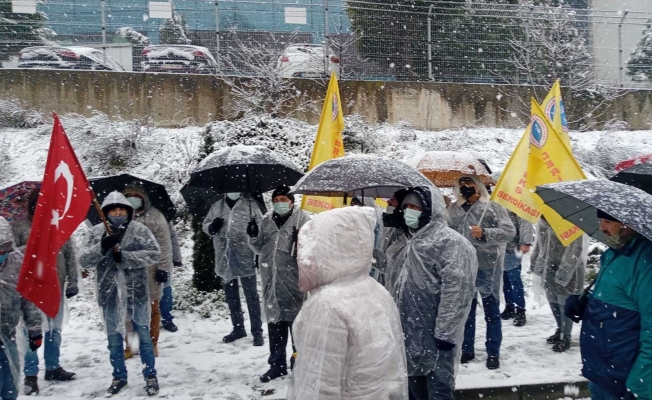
[292,155,433,198]
[610,163,652,195]
[87,174,176,225]
[188,145,304,194]
[535,179,652,244]
[180,184,267,219]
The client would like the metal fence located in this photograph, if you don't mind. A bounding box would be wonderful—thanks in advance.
[1,0,652,87]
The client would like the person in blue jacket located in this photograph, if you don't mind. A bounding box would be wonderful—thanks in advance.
[566,209,652,400]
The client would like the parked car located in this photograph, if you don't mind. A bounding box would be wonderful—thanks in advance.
[277,44,340,78]
[17,46,125,71]
[141,45,218,74]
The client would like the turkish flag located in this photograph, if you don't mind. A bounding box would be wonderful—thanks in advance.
[17,114,93,318]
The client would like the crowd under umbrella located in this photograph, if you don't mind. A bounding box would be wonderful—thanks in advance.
[413,151,494,188]
[535,179,652,245]
[291,155,433,200]
[183,145,303,217]
[86,174,177,225]
[0,181,41,222]
[610,162,652,195]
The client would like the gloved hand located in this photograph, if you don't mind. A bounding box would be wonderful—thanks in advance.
[101,234,120,253]
[208,218,224,235]
[435,338,455,351]
[565,294,585,323]
[65,285,79,299]
[173,261,183,267]
[113,249,122,264]
[155,269,169,284]
[29,334,43,352]
[247,220,259,238]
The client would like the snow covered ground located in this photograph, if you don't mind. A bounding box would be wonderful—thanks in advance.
[2,113,651,399]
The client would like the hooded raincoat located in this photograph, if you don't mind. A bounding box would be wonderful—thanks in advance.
[447,176,516,300]
[385,186,478,377]
[202,194,264,282]
[530,218,588,296]
[287,207,408,400]
[0,217,42,385]
[353,197,387,280]
[79,192,161,336]
[123,185,173,300]
[249,205,310,323]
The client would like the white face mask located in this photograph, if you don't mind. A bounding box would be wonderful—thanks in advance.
[226,192,241,201]
[127,197,143,210]
[274,202,292,215]
[404,208,423,229]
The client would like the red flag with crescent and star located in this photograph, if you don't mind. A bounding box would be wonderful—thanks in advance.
[17,113,93,318]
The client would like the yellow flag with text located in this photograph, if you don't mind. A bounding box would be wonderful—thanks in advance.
[526,98,586,245]
[301,73,346,213]
[541,79,572,150]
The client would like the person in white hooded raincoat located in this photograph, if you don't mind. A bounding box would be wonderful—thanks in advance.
[247,185,310,383]
[287,206,408,400]
[447,175,515,370]
[202,192,264,345]
[385,186,478,400]
[0,217,42,400]
[79,192,161,396]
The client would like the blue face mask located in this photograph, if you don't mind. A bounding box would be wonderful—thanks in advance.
[404,208,422,229]
[273,202,292,216]
[0,253,9,264]
[109,214,128,227]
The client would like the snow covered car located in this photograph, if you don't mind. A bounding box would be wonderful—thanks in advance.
[141,45,218,74]
[17,46,125,71]
[277,44,340,78]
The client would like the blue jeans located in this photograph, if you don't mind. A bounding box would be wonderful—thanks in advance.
[462,294,502,356]
[0,349,17,400]
[160,285,174,323]
[107,321,156,381]
[24,329,62,376]
[502,255,525,310]
[588,381,636,400]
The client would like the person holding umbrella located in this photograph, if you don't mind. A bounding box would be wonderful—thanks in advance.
[203,191,264,346]
[12,189,79,395]
[122,183,174,358]
[247,185,310,382]
[447,175,515,370]
[79,192,161,396]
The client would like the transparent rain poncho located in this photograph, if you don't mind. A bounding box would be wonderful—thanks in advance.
[447,175,516,300]
[530,218,588,297]
[385,185,479,377]
[352,196,387,280]
[202,194,263,282]
[79,192,161,336]
[505,210,536,259]
[249,205,310,324]
[0,217,42,386]
[287,207,408,400]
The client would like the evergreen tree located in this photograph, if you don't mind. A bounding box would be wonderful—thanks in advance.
[159,12,191,45]
[627,21,652,82]
[0,0,55,61]
[191,129,221,292]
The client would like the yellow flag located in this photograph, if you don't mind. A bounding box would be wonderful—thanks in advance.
[527,98,586,245]
[541,79,572,150]
[301,73,346,213]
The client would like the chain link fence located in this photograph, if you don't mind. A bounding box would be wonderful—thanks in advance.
[1,0,652,87]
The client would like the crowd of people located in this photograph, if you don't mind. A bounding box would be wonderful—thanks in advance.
[0,172,649,400]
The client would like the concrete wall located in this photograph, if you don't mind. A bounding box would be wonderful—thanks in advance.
[2,69,652,130]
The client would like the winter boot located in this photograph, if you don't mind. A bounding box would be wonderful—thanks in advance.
[162,321,178,333]
[513,309,527,327]
[486,355,500,370]
[223,329,247,343]
[253,334,265,347]
[260,366,288,383]
[460,353,475,364]
[500,305,516,320]
[106,379,128,396]
[547,329,561,344]
[45,367,76,381]
[24,376,38,396]
[552,337,571,353]
[145,376,159,396]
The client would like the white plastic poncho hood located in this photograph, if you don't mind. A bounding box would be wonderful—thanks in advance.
[385,185,478,377]
[288,207,408,400]
[447,175,516,300]
[79,192,161,336]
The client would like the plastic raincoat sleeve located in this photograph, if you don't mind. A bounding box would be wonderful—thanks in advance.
[147,212,173,274]
[554,235,587,287]
[518,218,535,245]
[628,257,652,398]
[79,233,106,269]
[435,239,478,344]
[530,225,544,276]
[248,221,265,255]
[63,240,79,290]
[482,204,516,245]
[21,297,42,337]
[119,226,161,270]
[202,202,221,237]
[169,222,182,265]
